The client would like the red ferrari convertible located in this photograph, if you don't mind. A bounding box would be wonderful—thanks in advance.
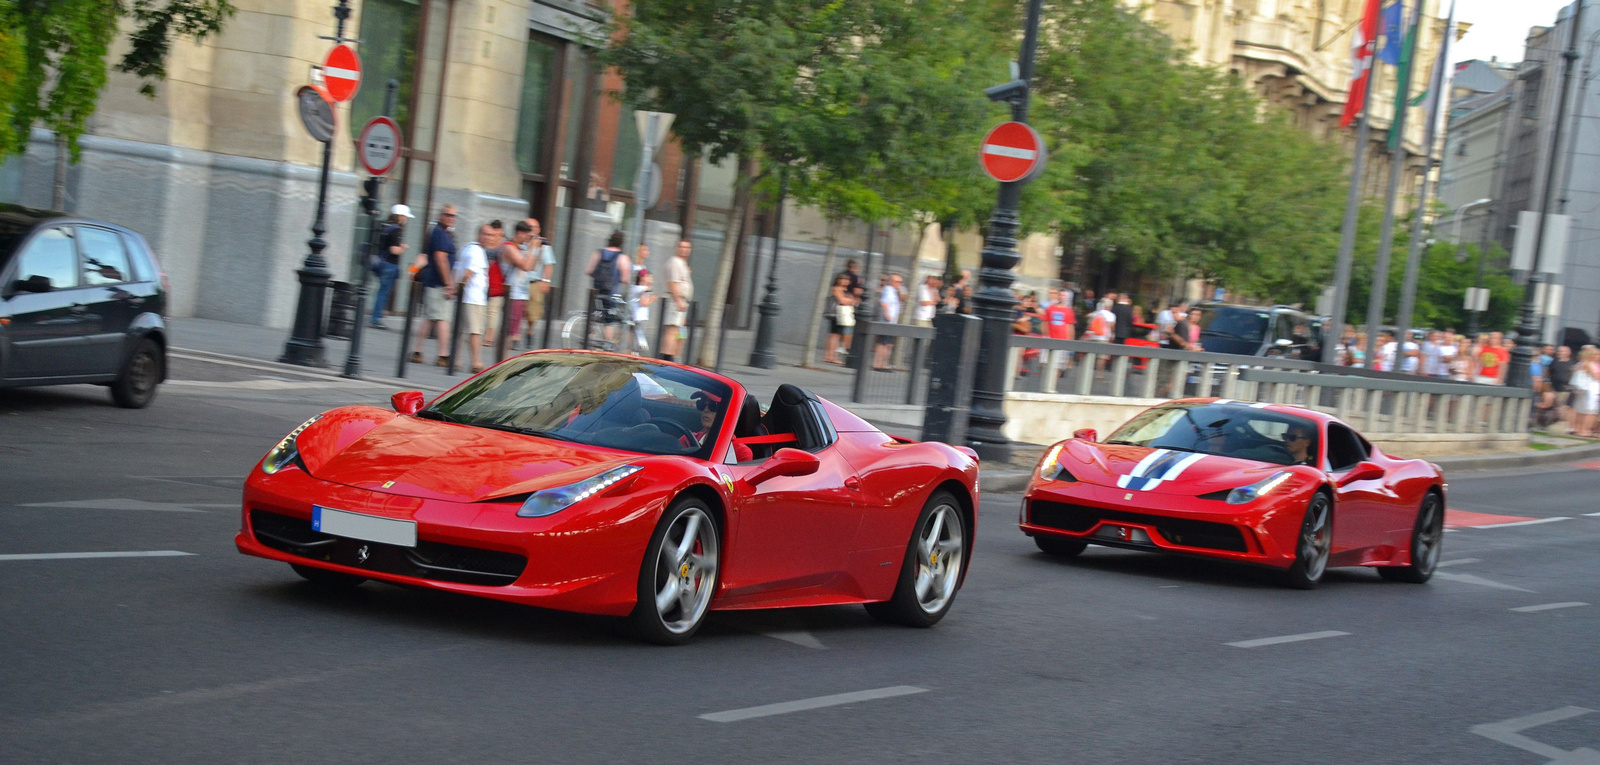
[1020,398,1445,588]
[236,351,978,643]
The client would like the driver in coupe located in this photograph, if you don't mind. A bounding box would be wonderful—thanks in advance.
[1283,422,1316,466]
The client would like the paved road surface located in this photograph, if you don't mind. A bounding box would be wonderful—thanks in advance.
[2,362,1596,763]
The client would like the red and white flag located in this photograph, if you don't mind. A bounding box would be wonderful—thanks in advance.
[1340,0,1383,128]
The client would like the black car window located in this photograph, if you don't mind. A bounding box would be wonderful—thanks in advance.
[1105,402,1319,467]
[1199,307,1268,344]
[1326,423,1368,472]
[14,227,79,291]
[77,227,132,286]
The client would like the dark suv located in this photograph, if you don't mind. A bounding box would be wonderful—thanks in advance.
[1195,302,1324,362]
[0,204,168,407]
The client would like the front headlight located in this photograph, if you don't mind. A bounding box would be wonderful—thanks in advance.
[260,415,323,475]
[517,465,643,518]
[1037,443,1076,482]
[1225,471,1293,505]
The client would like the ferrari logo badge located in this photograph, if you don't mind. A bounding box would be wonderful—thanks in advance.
[679,562,689,578]
[357,544,370,564]
[382,481,395,488]
[930,550,939,565]
[1124,493,1133,500]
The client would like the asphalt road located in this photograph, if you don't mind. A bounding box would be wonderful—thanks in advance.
[2,357,1597,763]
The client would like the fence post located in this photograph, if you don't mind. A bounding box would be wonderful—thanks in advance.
[683,301,700,366]
[581,288,595,351]
[1168,357,1187,398]
[851,322,875,403]
[713,304,732,374]
[1109,355,1129,397]
[904,336,927,405]
[541,284,559,350]
[396,280,420,379]
[1140,358,1159,398]
[1075,353,1096,395]
[445,287,465,376]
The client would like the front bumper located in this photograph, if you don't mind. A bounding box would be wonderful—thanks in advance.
[1020,479,1302,568]
[235,465,664,616]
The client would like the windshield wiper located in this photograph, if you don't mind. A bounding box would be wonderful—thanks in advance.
[416,409,462,423]
[1103,439,1141,446]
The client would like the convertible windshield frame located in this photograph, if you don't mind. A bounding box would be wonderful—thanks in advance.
[1106,402,1320,468]
[421,352,734,460]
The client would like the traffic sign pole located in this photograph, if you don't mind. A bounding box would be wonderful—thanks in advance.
[343,81,400,380]
[966,0,1046,463]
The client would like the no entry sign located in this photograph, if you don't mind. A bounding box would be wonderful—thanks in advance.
[322,44,362,103]
[357,116,402,176]
[980,121,1045,183]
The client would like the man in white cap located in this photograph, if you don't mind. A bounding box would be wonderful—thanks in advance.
[369,203,410,329]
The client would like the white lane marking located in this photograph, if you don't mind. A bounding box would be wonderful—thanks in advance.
[1585,512,1600,517]
[981,144,1036,160]
[0,551,194,562]
[1471,707,1597,761]
[1436,558,1481,568]
[699,686,927,723]
[18,499,213,513]
[1471,517,1572,530]
[166,379,336,391]
[761,630,826,650]
[1226,630,1349,649]
[1434,572,1536,593]
[1510,602,1590,613]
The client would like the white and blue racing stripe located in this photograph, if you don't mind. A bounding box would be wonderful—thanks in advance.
[1116,450,1207,491]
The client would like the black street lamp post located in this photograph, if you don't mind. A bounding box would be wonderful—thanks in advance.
[1507,0,1584,389]
[966,0,1044,463]
[748,170,789,369]
[281,0,353,367]
[343,80,399,379]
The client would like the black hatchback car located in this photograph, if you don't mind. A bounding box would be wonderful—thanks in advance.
[0,204,167,407]
[1195,302,1324,362]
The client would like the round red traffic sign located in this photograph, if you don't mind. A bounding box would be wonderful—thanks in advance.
[322,44,362,103]
[357,116,403,176]
[979,121,1045,183]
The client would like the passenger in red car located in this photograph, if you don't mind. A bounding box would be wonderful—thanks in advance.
[680,390,722,448]
[1284,423,1316,466]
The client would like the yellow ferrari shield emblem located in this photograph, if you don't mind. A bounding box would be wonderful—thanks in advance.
[930,550,939,565]
[382,481,395,489]
[1124,492,1133,500]
[679,562,690,578]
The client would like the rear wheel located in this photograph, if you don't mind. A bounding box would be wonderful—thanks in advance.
[1379,492,1443,583]
[1033,535,1088,558]
[866,491,965,628]
[290,563,365,589]
[1280,492,1332,590]
[110,337,161,408]
[628,497,719,645]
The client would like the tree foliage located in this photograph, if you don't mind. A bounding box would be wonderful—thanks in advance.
[0,0,234,160]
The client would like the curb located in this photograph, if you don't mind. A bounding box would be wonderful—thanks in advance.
[171,347,451,393]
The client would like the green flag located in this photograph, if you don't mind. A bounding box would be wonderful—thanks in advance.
[1387,14,1418,151]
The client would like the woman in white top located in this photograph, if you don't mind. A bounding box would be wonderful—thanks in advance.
[630,268,657,353]
[1570,345,1600,437]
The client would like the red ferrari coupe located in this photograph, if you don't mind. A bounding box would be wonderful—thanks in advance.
[236,351,978,643]
[1019,398,1445,588]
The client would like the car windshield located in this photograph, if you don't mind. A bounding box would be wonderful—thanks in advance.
[1105,402,1319,467]
[1198,307,1269,343]
[421,353,733,460]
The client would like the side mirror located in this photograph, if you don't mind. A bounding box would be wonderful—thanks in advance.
[746,447,820,486]
[9,275,51,295]
[1073,428,1098,442]
[391,390,426,415]
[1342,461,1385,484]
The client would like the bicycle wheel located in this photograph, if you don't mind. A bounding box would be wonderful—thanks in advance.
[559,311,588,349]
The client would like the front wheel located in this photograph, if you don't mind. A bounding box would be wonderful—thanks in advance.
[1379,492,1443,583]
[866,491,966,628]
[628,498,720,645]
[1280,492,1332,590]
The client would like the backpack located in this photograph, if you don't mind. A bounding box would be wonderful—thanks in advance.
[486,245,507,298]
[1089,313,1108,338]
[592,247,622,294]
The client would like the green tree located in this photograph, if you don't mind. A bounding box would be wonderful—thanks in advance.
[1,0,235,161]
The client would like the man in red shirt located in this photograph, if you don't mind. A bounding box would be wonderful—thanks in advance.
[1043,291,1076,380]
[1478,332,1510,384]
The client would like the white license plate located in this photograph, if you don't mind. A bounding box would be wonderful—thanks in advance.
[313,506,417,548]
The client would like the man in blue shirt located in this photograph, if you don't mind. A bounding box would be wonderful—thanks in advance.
[411,204,458,366]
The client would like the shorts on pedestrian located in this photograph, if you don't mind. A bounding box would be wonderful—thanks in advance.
[830,321,853,337]
[664,303,687,327]
[484,296,503,340]
[597,294,623,324]
[462,303,487,337]
[525,289,546,331]
[506,299,527,341]
[876,335,895,348]
[422,287,452,322]
[1474,375,1499,386]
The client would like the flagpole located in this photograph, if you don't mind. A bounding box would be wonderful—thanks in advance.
[1330,0,1381,358]
[1363,0,1422,370]
[1395,1,1455,355]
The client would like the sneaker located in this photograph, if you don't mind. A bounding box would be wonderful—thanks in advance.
[436,357,450,367]
[409,352,424,364]
[369,322,387,330]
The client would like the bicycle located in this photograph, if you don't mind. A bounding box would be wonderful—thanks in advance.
[559,292,650,355]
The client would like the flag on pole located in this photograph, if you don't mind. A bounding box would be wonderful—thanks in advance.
[1340,0,1383,129]
[1417,1,1457,151]
[1378,2,1404,65]
[1387,3,1419,151]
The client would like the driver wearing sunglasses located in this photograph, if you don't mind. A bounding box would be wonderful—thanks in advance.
[679,390,723,449]
[1283,425,1316,466]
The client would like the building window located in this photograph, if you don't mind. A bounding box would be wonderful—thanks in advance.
[516,37,560,176]
[352,0,421,137]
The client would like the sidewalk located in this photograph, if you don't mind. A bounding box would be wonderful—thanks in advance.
[167,316,865,408]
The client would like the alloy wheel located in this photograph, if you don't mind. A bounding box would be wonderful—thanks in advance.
[914,502,964,614]
[653,507,718,635]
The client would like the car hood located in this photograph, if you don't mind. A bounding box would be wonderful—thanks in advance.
[1057,439,1286,496]
[294,407,634,502]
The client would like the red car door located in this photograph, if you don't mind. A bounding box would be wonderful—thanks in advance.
[722,445,863,604]
[1324,423,1390,561]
